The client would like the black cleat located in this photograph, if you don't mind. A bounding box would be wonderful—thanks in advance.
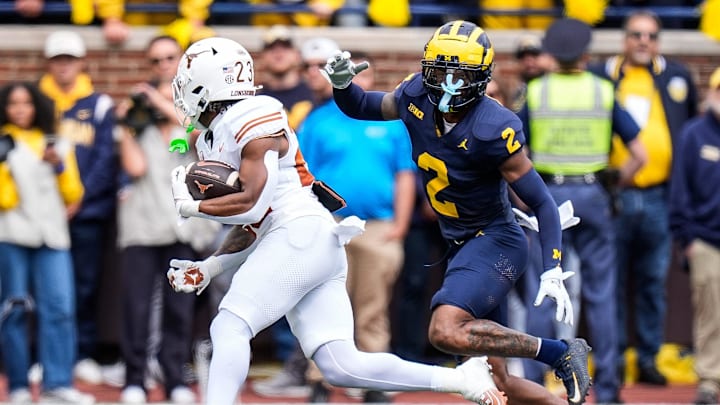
[363,390,392,403]
[308,382,331,403]
[638,365,667,386]
[553,338,592,405]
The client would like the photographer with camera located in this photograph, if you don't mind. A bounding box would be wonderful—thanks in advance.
[115,35,221,404]
[116,35,182,136]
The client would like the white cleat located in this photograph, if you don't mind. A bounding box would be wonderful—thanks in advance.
[457,356,507,405]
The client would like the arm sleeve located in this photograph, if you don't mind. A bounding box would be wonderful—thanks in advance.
[333,83,386,121]
[612,101,641,144]
[214,248,251,275]
[510,168,562,270]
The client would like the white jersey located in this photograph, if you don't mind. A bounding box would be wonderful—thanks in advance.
[195,95,332,235]
[194,96,364,361]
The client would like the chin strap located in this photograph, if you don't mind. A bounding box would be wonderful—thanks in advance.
[438,73,464,113]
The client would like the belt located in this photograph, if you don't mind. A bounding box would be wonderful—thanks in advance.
[540,173,598,185]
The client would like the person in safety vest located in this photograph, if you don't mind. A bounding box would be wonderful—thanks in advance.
[517,18,647,404]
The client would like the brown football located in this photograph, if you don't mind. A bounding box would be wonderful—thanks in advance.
[185,160,241,200]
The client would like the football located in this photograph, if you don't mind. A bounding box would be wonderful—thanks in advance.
[185,160,241,200]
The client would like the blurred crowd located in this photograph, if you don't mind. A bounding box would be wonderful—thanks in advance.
[0,3,718,405]
[0,0,708,47]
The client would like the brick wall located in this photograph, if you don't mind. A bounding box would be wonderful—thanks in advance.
[4,50,720,103]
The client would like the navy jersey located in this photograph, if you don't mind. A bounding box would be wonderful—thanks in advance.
[394,73,524,241]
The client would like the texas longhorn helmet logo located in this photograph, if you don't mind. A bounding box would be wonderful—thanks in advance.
[185,49,212,68]
[194,180,214,195]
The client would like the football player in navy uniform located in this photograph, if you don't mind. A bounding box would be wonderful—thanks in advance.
[324,20,592,405]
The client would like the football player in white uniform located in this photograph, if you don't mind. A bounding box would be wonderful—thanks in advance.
[166,37,506,405]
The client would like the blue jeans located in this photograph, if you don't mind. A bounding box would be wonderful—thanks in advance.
[0,243,77,391]
[615,186,671,368]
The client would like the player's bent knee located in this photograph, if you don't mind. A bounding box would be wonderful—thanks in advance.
[429,306,481,354]
[209,309,253,349]
[313,340,385,388]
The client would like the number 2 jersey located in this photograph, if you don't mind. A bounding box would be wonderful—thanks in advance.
[194,95,333,234]
[393,73,526,242]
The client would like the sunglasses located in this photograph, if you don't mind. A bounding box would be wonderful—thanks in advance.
[149,54,178,65]
[626,31,659,41]
[302,62,326,70]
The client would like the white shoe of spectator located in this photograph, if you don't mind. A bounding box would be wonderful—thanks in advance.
[170,385,197,404]
[39,387,95,404]
[28,363,42,384]
[120,385,147,404]
[101,360,159,389]
[101,361,126,387]
[74,358,104,384]
[9,387,32,403]
[253,368,311,398]
[145,356,164,389]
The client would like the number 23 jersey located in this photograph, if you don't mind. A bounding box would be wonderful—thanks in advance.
[394,73,525,241]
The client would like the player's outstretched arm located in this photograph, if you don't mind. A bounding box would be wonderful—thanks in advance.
[503,152,574,325]
[322,50,399,120]
[167,225,257,295]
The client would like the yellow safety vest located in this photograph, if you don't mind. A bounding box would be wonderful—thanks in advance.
[527,72,614,175]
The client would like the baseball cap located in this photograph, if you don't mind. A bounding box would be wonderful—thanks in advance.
[710,67,720,90]
[542,18,592,63]
[263,25,293,49]
[301,37,339,61]
[45,30,86,59]
[515,35,542,59]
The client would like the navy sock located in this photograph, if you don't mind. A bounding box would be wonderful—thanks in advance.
[536,338,568,367]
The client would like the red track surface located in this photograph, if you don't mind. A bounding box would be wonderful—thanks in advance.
[0,376,699,404]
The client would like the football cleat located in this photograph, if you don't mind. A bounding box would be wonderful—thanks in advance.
[457,356,507,405]
[553,338,592,405]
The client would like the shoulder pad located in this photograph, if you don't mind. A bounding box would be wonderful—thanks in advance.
[396,72,425,98]
[216,95,288,148]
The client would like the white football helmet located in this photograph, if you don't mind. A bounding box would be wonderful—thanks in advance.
[172,37,261,129]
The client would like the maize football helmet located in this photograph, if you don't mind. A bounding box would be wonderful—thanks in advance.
[172,37,260,129]
[421,20,494,112]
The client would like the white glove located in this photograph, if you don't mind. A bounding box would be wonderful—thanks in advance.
[512,208,539,232]
[321,51,370,89]
[557,200,580,229]
[534,266,575,325]
[171,165,200,222]
[166,256,221,295]
[513,200,581,232]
